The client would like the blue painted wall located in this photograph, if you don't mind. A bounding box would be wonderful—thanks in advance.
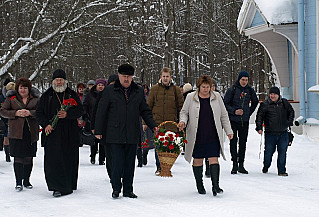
[250,11,266,28]
[283,40,294,100]
[305,0,319,119]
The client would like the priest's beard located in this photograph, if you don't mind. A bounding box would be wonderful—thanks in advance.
[52,80,68,93]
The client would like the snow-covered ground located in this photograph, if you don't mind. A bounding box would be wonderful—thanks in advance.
[0,125,318,217]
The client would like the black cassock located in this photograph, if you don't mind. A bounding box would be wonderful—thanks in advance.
[36,87,83,194]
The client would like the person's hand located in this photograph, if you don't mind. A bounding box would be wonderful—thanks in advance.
[58,110,67,119]
[45,125,53,135]
[235,109,243,116]
[178,121,186,131]
[153,127,159,133]
[91,129,95,134]
[15,110,24,117]
[258,130,263,135]
[95,135,102,139]
[227,134,233,140]
[143,125,147,132]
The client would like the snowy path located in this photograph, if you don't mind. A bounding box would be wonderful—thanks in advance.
[0,125,318,217]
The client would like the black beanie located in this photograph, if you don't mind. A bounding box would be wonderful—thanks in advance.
[3,78,11,86]
[52,69,66,80]
[118,64,134,75]
[107,74,118,84]
[269,86,280,95]
[238,70,249,81]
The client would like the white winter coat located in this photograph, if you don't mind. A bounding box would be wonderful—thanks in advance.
[180,91,233,163]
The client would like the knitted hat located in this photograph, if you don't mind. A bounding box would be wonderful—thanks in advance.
[212,79,217,87]
[87,80,95,86]
[52,69,66,80]
[183,83,193,93]
[238,70,249,81]
[269,86,280,95]
[95,78,107,86]
[6,82,15,91]
[118,64,134,75]
[107,74,118,84]
[3,78,11,86]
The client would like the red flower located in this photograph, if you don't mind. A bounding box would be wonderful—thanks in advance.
[155,134,159,139]
[184,139,188,144]
[160,138,164,142]
[164,141,169,146]
[69,98,77,106]
[39,128,43,132]
[175,133,179,137]
[165,136,169,140]
[146,139,149,143]
[10,96,16,101]
[169,137,174,141]
[169,144,174,150]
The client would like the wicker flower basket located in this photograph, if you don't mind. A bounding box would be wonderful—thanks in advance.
[155,121,186,177]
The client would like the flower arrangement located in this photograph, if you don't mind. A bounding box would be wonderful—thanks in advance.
[153,127,187,154]
[46,98,77,135]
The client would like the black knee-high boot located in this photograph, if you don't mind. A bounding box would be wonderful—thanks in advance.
[13,162,23,191]
[192,165,206,194]
[205,159,210,177]
[23,164,33,189]
[210,164,223,196]
[4,145,10,162]
[136,147,143,167]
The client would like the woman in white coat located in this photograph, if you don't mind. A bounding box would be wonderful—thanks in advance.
[179,75,233,196]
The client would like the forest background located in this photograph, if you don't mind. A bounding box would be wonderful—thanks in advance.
[0,0,275,99]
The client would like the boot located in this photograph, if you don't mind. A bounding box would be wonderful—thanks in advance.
[4,145,10,162]
[0,136,3,151]
[23,164,33,189]
[136,148,143,167]
[210,164,223,196]
[142,149,149,165]
[90,154,95,164]
[238,162,248,174]
[14,162,23,191]
[192,165,206,194]
[231,161,238,174]
[205,159,210,178]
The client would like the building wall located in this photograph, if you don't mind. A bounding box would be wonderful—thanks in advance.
[305,0,319,119]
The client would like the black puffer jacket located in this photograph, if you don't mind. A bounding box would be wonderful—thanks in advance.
[94,79,157,144]
[255,97,294,134]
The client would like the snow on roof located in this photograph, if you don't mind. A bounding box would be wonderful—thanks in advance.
[308,84,319,92]
[238,0,298,29]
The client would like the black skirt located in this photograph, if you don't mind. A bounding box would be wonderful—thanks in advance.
[192,139,220,158]
[9,122,37,157]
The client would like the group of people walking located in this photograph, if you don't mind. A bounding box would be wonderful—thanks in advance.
[0,64,294,199]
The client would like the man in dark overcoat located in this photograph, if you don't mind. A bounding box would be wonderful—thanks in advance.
[36,69,83,197]
[95,64,157,199]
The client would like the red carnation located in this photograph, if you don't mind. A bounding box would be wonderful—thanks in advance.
[160,138,164,142]
[175,133,179,137]
[10,96,16,101]
[146,139,149,143]
[169,144,174,150]
[155,134,159,139]
[184,139,188,144]
[159,132,165,136]
[164,141,169,146]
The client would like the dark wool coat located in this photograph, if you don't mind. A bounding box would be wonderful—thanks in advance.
[0,89,40,142]
[255,97,295,134]
[36,87,83,147]
[147,81,184,131]
[94,79,157,144]
[223,81,258,123]
[82,85,99,130]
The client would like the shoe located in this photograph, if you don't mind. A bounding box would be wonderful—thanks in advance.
[15,185,23,192]
[23,183,33,189]
[262,167,268,173]
[53,191,62,197]
[238,162,248,174]
[155,166,161,176]
[112,191,120,198]
[142,156,147,166]
[99,161,105,165]
[123,192,138,198]
[278,173,288,176]
[90,158,95,164]
[137,162,143,167]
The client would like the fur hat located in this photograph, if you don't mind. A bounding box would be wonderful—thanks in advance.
[52,69,66,80]
[269,86,280,96]
[107,74,118,84]
[6,82,15,91]
[3,78,11,86]
[87,80,95,86]
[95,78,107,86]
[183,83,193,93]
[118,64,134,75]
[238,70,249,81]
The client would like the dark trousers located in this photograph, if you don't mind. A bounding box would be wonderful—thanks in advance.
[264,132,289,174]
[102,138,112,180]
[90,139,105,163]
[110,143,137,194]
[229,121,249,163]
